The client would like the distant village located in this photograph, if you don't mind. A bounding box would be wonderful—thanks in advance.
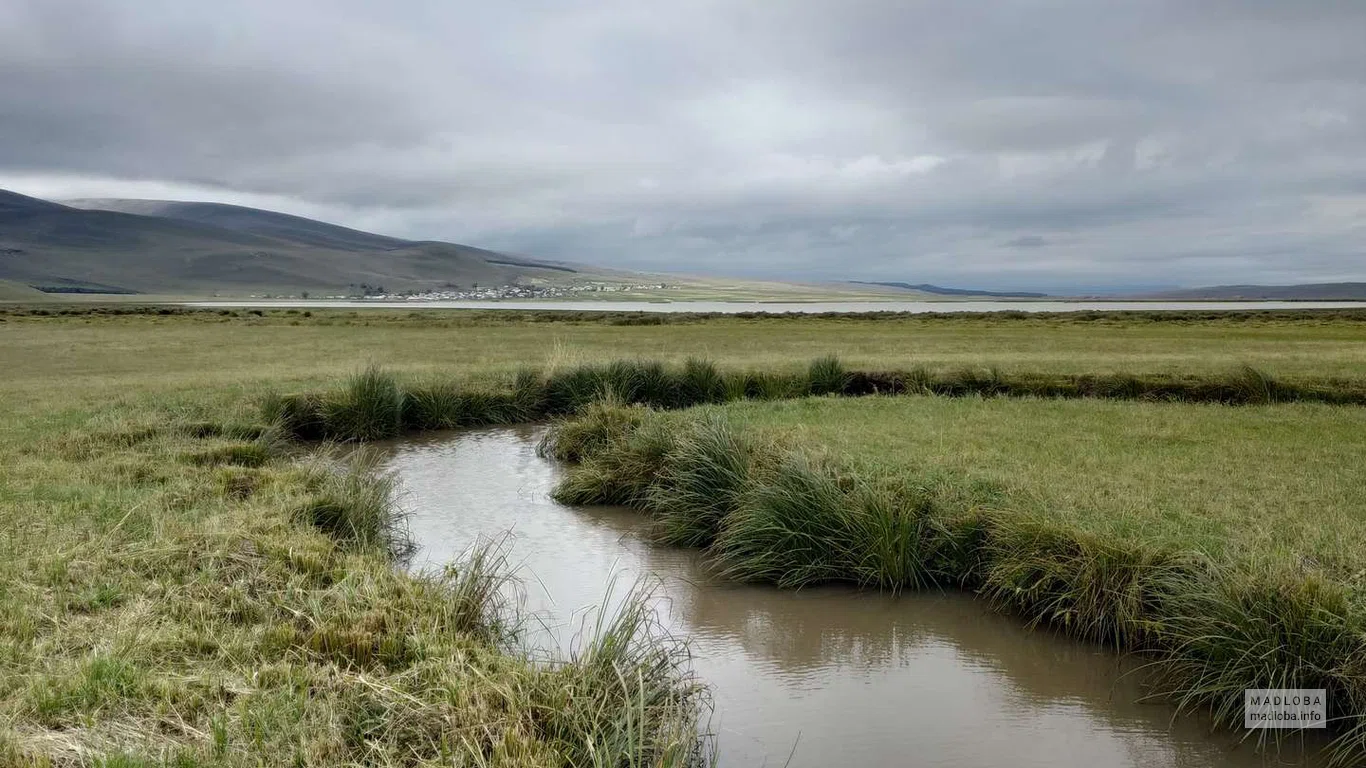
[246,281,676,301]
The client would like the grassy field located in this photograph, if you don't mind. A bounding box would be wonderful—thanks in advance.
[715,396,1366,574]
[4,306,1366,765]
[5,308,1366,407]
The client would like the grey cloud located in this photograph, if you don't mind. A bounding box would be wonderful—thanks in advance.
[2,0,1364,289]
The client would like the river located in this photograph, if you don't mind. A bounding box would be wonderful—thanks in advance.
[380,426,1324,767]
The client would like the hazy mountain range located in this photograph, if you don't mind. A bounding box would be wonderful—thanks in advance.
[851,281,1049,298]
[1,187,1363,301]
[0,188,594,295]
[1139,283,1366,301]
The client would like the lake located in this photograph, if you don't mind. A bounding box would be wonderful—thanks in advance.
[188,299,1364,313]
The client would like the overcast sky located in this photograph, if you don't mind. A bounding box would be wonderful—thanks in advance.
[2,1,1364,290]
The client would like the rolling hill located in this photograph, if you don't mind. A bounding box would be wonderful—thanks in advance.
[0,190,591,295]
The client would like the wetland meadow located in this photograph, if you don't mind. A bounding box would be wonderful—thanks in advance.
[3,305,1365,766]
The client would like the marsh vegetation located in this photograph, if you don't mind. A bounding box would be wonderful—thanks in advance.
[3,307,1364,765]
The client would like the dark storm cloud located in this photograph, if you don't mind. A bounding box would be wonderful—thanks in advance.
[2,0,1364,288]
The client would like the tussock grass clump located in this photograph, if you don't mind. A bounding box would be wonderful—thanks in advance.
[297,449,410,555]
[806,355,850,396]
[179,420,270,441]
[725,370,806,401]
[321,366,405,441]
[216,468,262,500]
[537,579,713,767]
[710,454,852,587]
[261,391,327,440]
[544,364,610,414]
[429,538,521,645]
[679,358,727,406]
[711,456,940,590]
[552,418,676,507]
[542,358,730,414]
[1224,364,1278,405]
[511,366,549,416]
[975,515,1188,646]
[1151,569,1366,751]
[401,380,467,430]
[538,399,647,463]
[647,415,768,548]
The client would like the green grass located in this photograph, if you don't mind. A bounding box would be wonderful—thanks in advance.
[258,356,1366,443]
[6,307,1366,765]
[0,428,711,766]
[541,397,1366,762]
[0,358,712,762]
[716,396,1366,570]
[6,308,1366,415]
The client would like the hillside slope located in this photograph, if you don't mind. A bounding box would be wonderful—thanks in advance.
[66,198,409,252]
[0,191,585,295]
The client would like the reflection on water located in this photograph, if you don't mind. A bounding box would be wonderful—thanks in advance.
[381,427,1324,768]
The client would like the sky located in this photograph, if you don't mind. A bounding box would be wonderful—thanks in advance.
[2,1,1364,291]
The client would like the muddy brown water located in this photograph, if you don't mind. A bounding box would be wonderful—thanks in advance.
[380,426,1325,768]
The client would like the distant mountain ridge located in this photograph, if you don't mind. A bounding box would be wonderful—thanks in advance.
[0,190,590,295]
[67,198,411,252]
[1141,283,1366,301]
[852,281,1049,298]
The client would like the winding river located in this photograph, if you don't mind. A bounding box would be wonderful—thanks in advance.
[380,426,1324,767]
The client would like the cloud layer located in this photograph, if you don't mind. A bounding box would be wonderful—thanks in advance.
[3,0,1364,289]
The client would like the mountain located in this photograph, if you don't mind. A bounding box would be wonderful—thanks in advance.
[0,190,589,295]
[853,281,1049,298]
[66,198,411,252]
[1143,283,1366,301]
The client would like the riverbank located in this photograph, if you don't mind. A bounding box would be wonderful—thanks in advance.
[0,389,710,765]
[542,399,1366,762]
[0,315,732,764]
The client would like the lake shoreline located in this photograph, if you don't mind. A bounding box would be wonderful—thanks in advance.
[184,298,1366,313]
